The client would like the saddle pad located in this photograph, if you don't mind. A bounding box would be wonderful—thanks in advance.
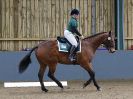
[57,41,81,53]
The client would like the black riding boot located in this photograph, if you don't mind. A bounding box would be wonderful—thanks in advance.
[69,45,76,61]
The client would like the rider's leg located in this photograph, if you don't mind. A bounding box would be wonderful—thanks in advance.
[64,30,78,61]
[69,45,76,61]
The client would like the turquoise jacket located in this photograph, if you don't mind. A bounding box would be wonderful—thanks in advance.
[67,17,81,36]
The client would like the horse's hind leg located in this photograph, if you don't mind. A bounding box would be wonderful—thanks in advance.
[38,64,48,92]
[48,64,63,89]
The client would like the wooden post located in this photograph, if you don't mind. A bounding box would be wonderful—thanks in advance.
[0,0,2,36]
[91,0,96,34]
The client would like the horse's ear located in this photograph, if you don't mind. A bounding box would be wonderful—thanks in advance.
[109,30,112,36]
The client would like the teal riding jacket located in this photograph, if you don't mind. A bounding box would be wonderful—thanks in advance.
[67,17,82,36]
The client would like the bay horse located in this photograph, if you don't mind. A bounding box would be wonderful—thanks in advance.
[18,31,115,92]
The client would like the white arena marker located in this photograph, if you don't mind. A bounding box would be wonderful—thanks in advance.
[4,81,67,88]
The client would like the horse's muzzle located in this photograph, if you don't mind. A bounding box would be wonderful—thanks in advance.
[110,48,116,53]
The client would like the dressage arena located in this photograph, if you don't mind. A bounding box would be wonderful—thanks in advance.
[0,51,133,99]
[0,80,133,99]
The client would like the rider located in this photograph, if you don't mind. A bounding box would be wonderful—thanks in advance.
[64,9,84,61]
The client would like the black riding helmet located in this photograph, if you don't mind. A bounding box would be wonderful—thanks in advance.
[70,9,80,15]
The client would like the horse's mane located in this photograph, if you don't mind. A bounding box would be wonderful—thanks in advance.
[83,32,107,40]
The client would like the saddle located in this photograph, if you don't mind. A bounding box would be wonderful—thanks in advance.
[57,36,81,53]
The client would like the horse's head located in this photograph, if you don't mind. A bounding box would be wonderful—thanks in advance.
[103,31,116,53]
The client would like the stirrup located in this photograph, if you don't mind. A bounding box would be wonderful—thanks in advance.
[69,56,76,61]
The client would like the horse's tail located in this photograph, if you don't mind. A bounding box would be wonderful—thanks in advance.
[18,46,38,73]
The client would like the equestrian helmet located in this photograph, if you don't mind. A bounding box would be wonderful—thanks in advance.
[70,9,80,15]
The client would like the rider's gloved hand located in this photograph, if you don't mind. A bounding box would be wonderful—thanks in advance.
[80,35,84,39]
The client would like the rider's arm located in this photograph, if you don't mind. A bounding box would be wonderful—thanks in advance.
[71,20,82,36]
[71,26,82,36]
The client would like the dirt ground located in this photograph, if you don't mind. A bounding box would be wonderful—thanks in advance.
[0,80,133,99]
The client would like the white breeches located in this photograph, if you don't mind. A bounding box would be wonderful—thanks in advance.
[64,30,78,47]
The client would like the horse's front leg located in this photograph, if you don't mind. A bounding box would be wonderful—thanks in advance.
[83,78,92,88]
[89,69,101,91]
[81,62,101,91]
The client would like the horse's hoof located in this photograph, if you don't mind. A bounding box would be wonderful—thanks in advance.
[43,89,48,92]
[41,87,48,92]
[60,85,64,89]
[83,84,86,89]
[97,87,102,91]
[83,83,88,89]
[58,83,63,89]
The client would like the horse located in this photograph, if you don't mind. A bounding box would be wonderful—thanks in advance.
[18,31,115,92]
